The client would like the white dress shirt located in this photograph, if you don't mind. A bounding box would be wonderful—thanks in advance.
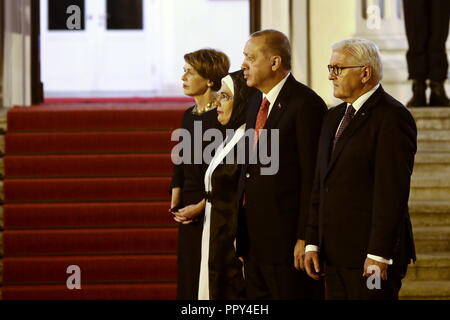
[305,83,393,265]
[262,73,290,116]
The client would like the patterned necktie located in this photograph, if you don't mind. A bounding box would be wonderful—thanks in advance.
[332,104,356,152]
[253,97,270,147]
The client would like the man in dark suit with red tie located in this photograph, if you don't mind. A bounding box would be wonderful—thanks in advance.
[304,38,417,300]
[238,29,327,299]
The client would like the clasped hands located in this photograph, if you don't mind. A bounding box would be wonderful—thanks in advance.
[170,199,206,224]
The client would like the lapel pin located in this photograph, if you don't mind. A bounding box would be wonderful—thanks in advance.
[277,102,282,109]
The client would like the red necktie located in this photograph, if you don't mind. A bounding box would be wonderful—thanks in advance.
[253,97,270,147]
[243,98,270,207]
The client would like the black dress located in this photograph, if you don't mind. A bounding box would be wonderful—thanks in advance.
[197,125,247,300]
[207,160,246,299]
[171,106,222,300]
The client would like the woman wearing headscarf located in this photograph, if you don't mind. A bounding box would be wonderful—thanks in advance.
[196,70,256,300]
[170,48,229,300]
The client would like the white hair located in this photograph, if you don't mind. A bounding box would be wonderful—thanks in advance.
[332,38,383,82]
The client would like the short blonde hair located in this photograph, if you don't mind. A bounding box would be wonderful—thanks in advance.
[332,38,383,82]
[184,49,230,91]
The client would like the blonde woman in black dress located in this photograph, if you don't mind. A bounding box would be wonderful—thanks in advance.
[170,49,229,299]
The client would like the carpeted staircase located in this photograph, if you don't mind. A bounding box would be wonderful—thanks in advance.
[0,102,190,299]
[401,107,450,300]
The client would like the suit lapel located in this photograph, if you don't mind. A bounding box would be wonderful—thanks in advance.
[263,74,294,130]
[324,86,385,180]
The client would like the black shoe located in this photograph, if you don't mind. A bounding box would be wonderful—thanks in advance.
[429,81,450,107]
[406,79,426,107]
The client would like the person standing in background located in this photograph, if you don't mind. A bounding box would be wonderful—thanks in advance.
[403,0,450,107]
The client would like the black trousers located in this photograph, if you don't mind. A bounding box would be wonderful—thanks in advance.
[403,0,450,81]
[244,259,324,300]
[324,264,408,300]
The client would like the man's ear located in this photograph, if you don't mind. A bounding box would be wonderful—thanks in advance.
[361,66,372,84]
[270,56,282,71]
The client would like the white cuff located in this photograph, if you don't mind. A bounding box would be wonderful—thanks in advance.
[305,245,320,253]
[367,254,393,265]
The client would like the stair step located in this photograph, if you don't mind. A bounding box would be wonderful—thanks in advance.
[7,103,187,132]
[409,200,450,226]
[2,227,178,256]
[418,130,450,141]
[418,142,450,153]
[2,254,176,284]
[400,281,450,300]
[409,107,450,130]
[409,107,450,118]
[3,177,171,202]
[3,153,172,178]
[413,226,450,253]
[417,130,450,152]
[5,131,176,155]
[413,152,450,175]
[0,109,7,132]
[410,175,450,201]
[1,282,177,300]
[404,252,450,281]
[3,201,174,229]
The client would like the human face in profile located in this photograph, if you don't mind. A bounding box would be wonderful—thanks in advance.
[181,63,211,97]
[241,36,274,93]
[216,83,234,125]
[328,50,367,104]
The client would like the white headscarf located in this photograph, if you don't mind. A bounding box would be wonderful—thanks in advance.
[221,75,234,95]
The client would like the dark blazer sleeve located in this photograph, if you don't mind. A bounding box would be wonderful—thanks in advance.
[169,110,188,192]
[368,106,417,258]
[305,108,332,245]
[296,93,327,240]
[170,165,184,190]
[305,154,321,246]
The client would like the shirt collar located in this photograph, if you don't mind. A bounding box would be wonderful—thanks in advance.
[347,83,380,113]
[262,73,290,105]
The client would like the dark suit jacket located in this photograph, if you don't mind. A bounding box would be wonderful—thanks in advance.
[305,85,417,268]
[238,74,327,264]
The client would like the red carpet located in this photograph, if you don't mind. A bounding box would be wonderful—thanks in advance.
[4,154,172,177]
[2,283,177,300]
[3,254,176,284]
[5,131,175,154]
[4,202,173,228]
[4,228,177,255]
[2,102,190,300]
